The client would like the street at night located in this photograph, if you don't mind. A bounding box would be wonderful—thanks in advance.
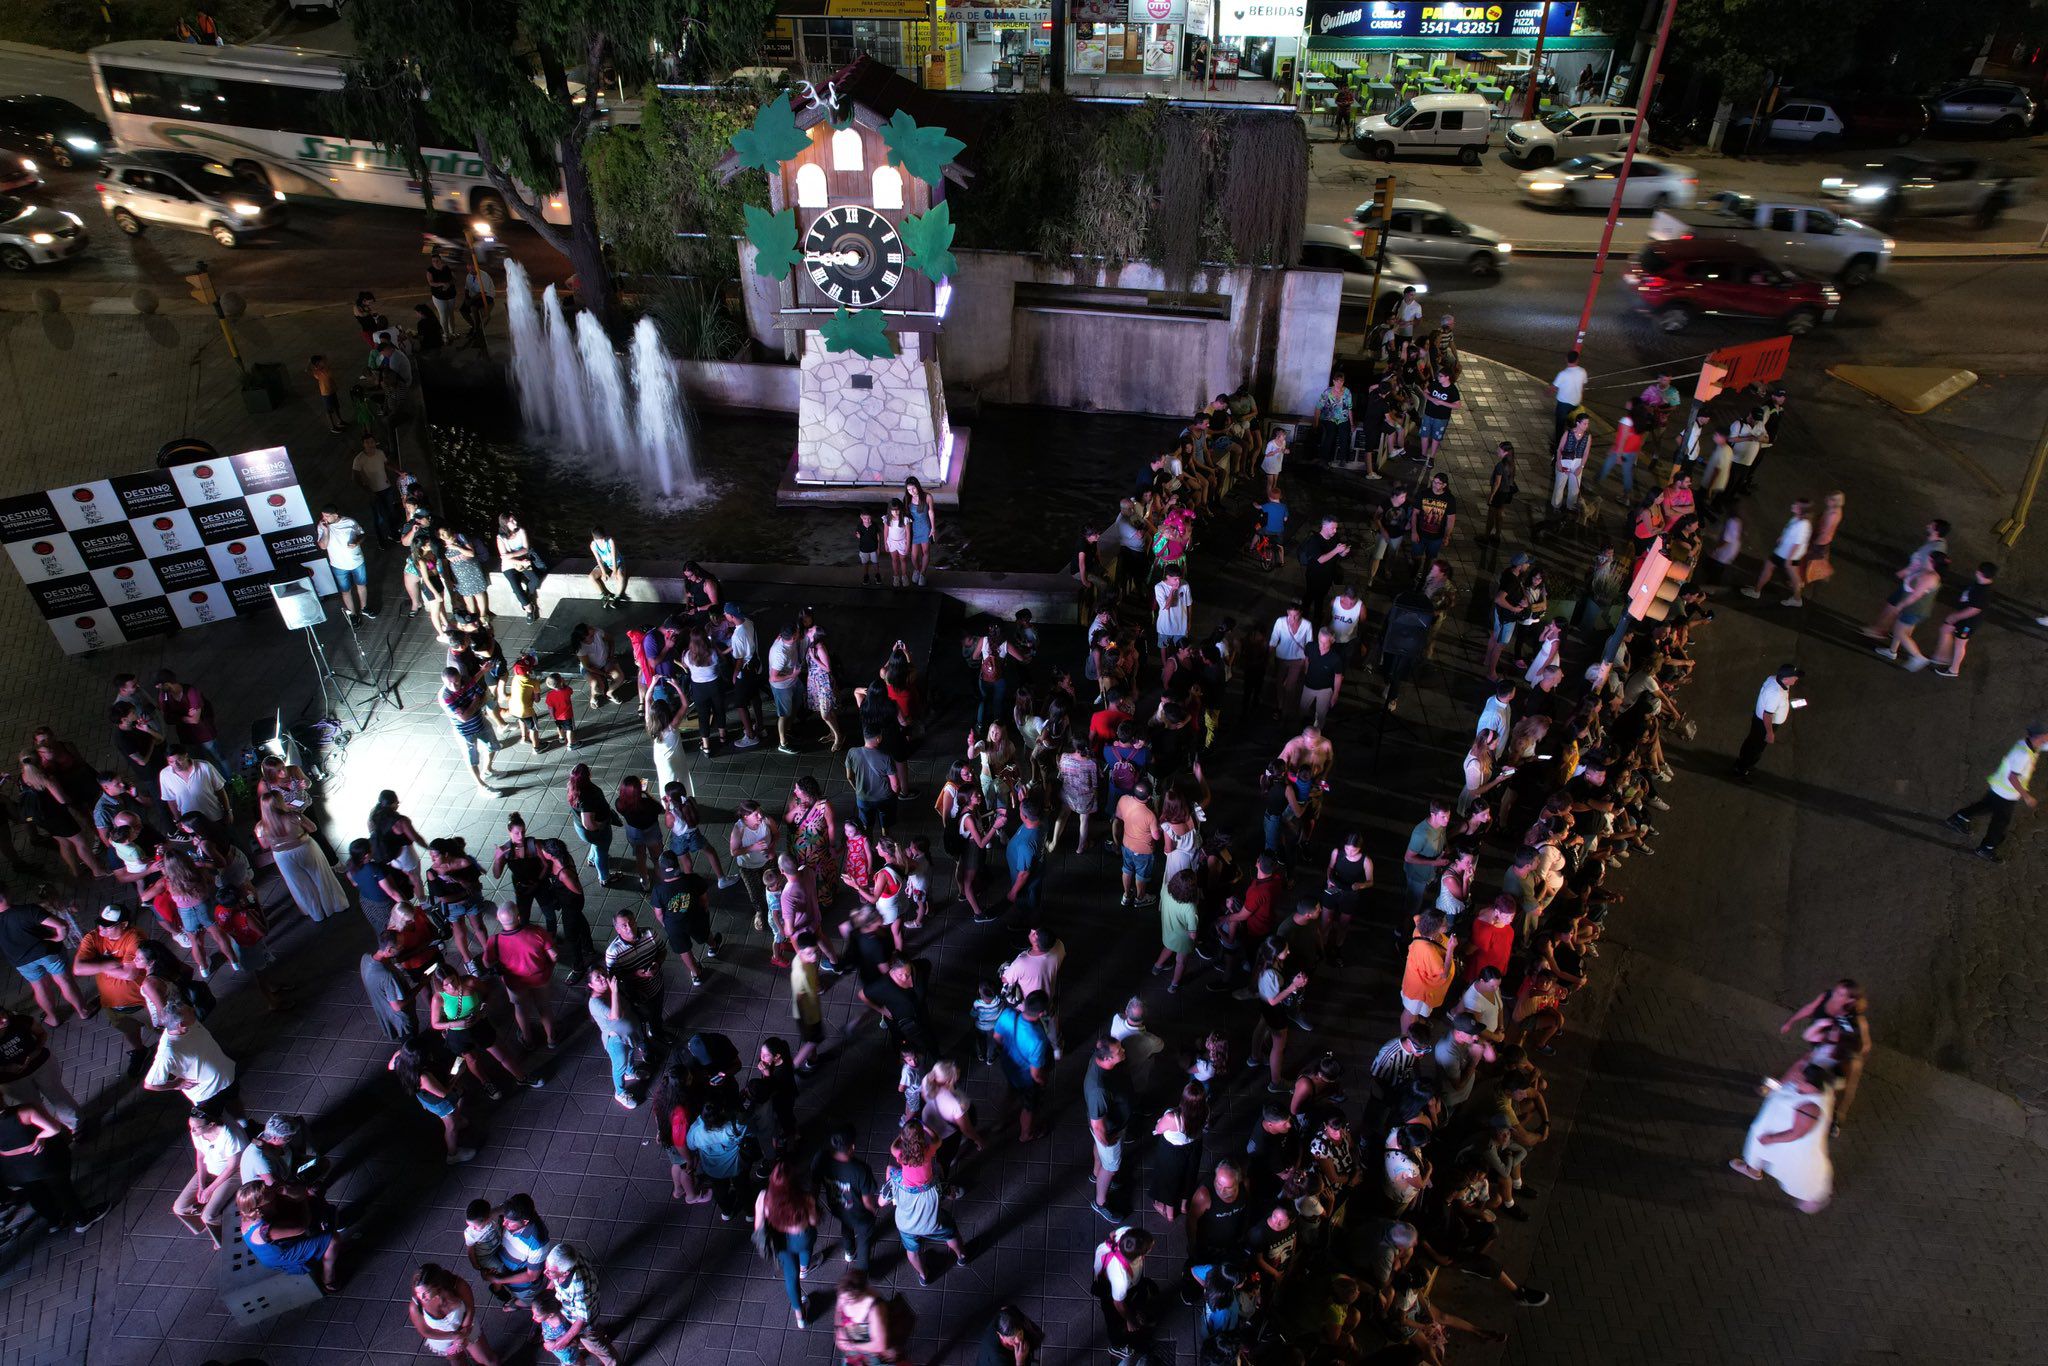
[0,3,2044,1365]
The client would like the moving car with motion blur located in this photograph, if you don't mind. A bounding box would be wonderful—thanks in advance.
[1652,193,1894,285]
[0,94,110,170]
[1626,238,1840,335]
[0,150,40,194]
[1300,224,1430,318]
[98,149,287,248]
[1818,155,2029,227]
[1519,154,1698,210]
[0,196,88,271]
[1345,197,1512,276]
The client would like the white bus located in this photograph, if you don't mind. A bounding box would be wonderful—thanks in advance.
[87,40,567,226]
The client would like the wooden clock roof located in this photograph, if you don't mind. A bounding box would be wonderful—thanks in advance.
[714,55,977,188]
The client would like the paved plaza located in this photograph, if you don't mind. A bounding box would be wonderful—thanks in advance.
[0,300,2043,1366]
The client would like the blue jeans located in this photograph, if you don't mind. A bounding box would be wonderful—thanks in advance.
[600,1028,636,1095]
[1598,445,1637,498]
[775,1226,817,1313]
[575,822,614,884]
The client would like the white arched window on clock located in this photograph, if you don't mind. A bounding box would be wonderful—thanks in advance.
[831,127,864,172]
[871,165,904,211]
[794,162,827,209]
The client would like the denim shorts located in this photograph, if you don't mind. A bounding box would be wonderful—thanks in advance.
[331,563,368,591]
[772,685,799,718]
[1491,612,1519,645]
[15,953,68,983]
[1419,414,1449,442]
[897,1211,960,1254]
[444,898,485,921]
[668,827,706,856]
[417,1088,458,1118]
[177,902,214,935]
[1120,847,1158,881]
[625,823,662,851]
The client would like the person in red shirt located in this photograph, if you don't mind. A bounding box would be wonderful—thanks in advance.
[487,904,558,1049]
[1464,894,1516,983]
[1087,690,1132,756]
[1213,852,1285,991]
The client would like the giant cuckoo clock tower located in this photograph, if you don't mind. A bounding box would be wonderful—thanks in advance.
[723,78,971,502]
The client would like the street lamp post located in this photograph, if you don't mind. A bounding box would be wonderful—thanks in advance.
[1569,0,1678,350]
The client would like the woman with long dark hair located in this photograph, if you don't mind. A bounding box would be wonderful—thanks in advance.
[753,1159,821,1326]
[565,764,622,889]
[1149,1081,1208,1220]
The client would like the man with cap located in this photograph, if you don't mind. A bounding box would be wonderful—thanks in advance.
[241,1112,330,1193]
[1429,1012,1495,1111]
[72,903,154,1074]
[1946,724,2048,862]
[1734,664,1803,782]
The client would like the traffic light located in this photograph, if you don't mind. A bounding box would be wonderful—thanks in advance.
[1356,175,1397,258]
[1624,536,1694,623]
[185,264,217,307]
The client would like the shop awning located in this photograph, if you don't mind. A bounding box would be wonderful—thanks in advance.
[1304,1,1614,51]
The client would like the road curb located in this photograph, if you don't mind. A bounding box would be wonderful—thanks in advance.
[0,39,86,63]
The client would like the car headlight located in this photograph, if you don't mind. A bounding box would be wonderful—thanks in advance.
[1848,185,1886,202]
[1496,242,1513,254]
[29,232,53,244]
[272,189,285,201]
[64,136,99,151]
[1527,181,1565,192]
[230,200,262,216]
[1819,177,1844,190]
[470,219,494,238]
[18,159,36,174]
[1410,282,1429,295]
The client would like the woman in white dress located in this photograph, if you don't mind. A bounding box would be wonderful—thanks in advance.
[649,699,693,800]
[256,791,349,924]
[1730,1062,1835,1213]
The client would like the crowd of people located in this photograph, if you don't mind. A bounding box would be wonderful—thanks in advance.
[0,312,1967,1365]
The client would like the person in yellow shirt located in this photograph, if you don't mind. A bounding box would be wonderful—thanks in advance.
[503,660,543,749]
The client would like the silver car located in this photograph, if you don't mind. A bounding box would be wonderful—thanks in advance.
[97,150,285,248]
[1299,224,1429,317]
[1346,197,1512,276]
[1519,154,1697,210]
[0,196,87,271]
[1927,81,2036,136]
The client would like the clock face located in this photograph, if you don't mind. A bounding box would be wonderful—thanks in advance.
[801,205,905,309]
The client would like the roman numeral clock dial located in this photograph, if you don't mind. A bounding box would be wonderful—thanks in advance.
[801,206,905,310]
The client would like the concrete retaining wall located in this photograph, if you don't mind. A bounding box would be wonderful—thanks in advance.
[674,358,801,413]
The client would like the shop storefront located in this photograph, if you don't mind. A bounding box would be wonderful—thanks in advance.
[1212,0,1307,86]
[952,6,1053,90]
[783,0,964,88]
[1303,1,1616,111]
[1071,0,1190,81]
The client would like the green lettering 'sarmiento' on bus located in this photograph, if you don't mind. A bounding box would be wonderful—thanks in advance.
[294,135,485,179]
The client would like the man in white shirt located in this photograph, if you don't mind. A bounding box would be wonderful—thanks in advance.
[1734,663,1802,782]
[1549,349,1588,445]
[1459,967,1507,1039]
[1744,499,1813,606]
[1476,679,1514,759]
[143,1005,240,1121]
[316,505,374,622]
[720,603,763,749]
[1727,406,1767,495]
[1153,571,1192,663]
[1395,287,1424,340]
[1947,723,2048,862]
[1267,603,1316,719]
[158,747,229,825]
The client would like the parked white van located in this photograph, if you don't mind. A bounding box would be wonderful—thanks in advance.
[1353,93,1493,164]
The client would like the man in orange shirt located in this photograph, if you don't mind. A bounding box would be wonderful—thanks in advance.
[72,903,153,1075]
[1399,909,1455,1030]
[1115,780,1162,909]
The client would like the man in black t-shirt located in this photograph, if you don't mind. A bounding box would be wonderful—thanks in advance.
[1419,373,1461,461]
[1411,471,1459,566]
[1932,561,1996,678]
[1083,1036,1134,1220]
[1298,516,1351,616]
[648,851,718,966]
[1298,627,1346,729]
[812,1127,882,1270]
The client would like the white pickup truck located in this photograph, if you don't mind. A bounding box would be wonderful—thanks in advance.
[1649,192,1895,286]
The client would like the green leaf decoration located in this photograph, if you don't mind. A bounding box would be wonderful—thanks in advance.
[897,202,957,283]
[743,204,803,281]
[729,92,811,174]
[880,109,964,187]
[819,307,896,360]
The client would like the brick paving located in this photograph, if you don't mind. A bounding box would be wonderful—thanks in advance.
[0,305,2040,1365]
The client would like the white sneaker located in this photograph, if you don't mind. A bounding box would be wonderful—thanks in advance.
[1739,588,1761,599]
[447,1146,477,1165]
[717,873,740,889]
[1781,597,1803,607]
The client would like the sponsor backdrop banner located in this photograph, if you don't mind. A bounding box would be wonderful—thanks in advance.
[0,446,330,656]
